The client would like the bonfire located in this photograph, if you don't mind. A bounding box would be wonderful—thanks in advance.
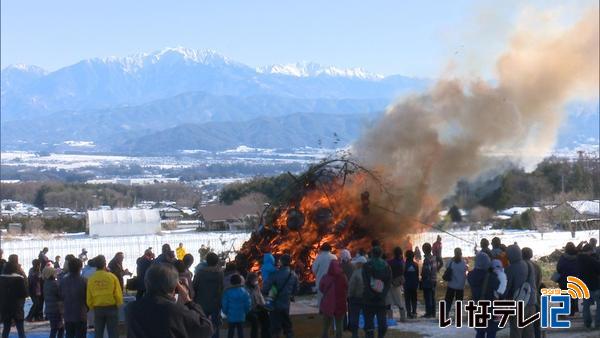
[239,158,416,287]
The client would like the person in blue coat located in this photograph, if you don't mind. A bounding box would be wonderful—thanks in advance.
[261,253,276,283]
[222,274,251,338]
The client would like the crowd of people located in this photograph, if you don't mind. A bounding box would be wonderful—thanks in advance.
[0,234,599,338]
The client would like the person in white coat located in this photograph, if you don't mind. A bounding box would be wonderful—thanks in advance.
[312,243,337,306]
[492,259,507,298]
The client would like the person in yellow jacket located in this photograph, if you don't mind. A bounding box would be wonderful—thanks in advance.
[86,255,123,338]
[176,243,187,261]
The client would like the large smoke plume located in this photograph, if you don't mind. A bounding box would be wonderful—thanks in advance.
[354,8,599,229]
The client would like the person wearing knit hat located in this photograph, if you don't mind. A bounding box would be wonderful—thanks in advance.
[339,249,354,282]
[43,266,65,338]
[348,253,367,338]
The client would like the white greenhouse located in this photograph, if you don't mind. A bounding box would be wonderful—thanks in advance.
[87,208,161,237]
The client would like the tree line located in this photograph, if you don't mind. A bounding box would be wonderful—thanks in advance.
[220,156,599,212]
[0,182,203,211]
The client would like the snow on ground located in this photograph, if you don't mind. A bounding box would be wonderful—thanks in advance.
[3,229,597,275]
[1,230,250,274]
[411,229,599,259]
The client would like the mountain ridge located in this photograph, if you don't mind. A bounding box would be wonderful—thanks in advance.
[1,47,428,121]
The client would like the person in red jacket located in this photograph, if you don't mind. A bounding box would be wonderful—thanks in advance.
[319,260,349,338]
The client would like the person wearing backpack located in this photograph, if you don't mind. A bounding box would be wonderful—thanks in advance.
[362,246,392,338]
[319,260,348,338]
[467,253,500,338]
[442,248,467,317]
[262,254,298,338]
[420,243,437,318]
[504,244,536,338]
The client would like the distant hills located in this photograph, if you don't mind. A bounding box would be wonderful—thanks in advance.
[1,47,597,155]
[115,112,373,154]
[0,91,387,152]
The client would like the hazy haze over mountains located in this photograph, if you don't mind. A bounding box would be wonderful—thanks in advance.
[1,47,597,155]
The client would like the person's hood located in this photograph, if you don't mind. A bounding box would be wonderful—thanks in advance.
[339,249,352,262]
[562,253,578,260]
[475,252,491,270]
[506,244,522,263]
[327,259,343,276]
[491,259,504,271]
[225,282,245,290]
[263,253,275,266]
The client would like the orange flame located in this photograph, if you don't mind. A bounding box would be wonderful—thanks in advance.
[240,173,421,284]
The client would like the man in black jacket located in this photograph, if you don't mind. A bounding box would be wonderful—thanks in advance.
[126,263,213,338]
[1,261,28,338]
[193,252,224,338]
[578,244,600,329]
[135,248,154,300]
[421,243,437,318]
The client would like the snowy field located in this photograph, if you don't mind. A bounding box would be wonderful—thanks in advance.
[411,229,599,259]
[1,230,250,273]
[2,229,598,274]
[0,148,333,171]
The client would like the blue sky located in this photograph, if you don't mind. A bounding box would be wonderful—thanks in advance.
[0,0,588,77]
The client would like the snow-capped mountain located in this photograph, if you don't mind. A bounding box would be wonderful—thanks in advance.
[0,47,428,121]
[1,64,47,93]
[89,47,243,74]
[257,61,383,80]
